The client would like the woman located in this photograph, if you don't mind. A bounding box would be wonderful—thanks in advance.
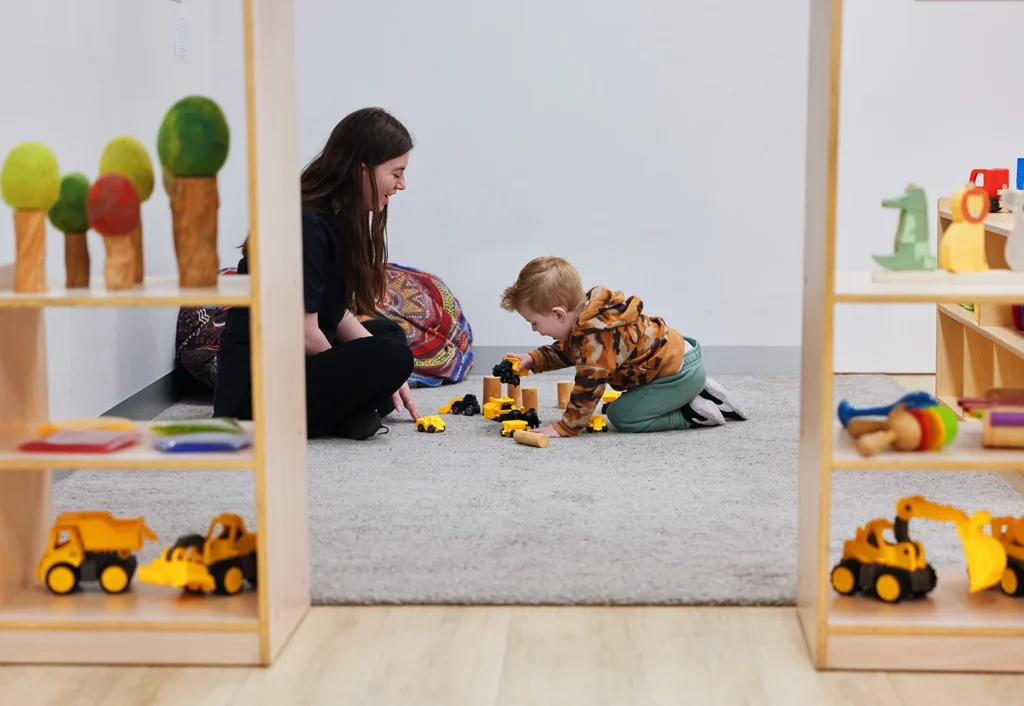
[213,107,420,440]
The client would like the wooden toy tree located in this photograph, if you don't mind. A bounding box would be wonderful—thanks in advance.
[0,142,60,292]
[87,172,141,291]
[99,136,154,283]
[157,96,229,287]
[47,172,92,288]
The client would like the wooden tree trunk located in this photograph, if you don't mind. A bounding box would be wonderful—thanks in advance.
[13,210,47,293]
[171,177,221,287]
[64,233,90,289]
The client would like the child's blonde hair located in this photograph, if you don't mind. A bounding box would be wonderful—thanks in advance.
[500,256,586,313]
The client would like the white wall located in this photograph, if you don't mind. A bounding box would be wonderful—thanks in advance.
[171,0,1024,384]
[209,0,810,353]
[0,0,249,418]
[835,0,1024,372]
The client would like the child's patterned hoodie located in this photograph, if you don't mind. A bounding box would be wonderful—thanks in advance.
[528,286,686,437]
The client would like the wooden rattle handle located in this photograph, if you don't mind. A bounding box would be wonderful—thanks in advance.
[513,431,549,448]
[846,418,889,438]
[857,429,897,457]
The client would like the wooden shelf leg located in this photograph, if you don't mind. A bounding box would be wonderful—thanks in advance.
[0,308,51,605]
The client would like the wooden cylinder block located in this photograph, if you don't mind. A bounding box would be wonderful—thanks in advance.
[513,430,549,448]
[483,375,501,402]
[103,236,135,291]
[522,387,538,411]
[983,411,1024,448]
[508,383,522,407]
[64,233,90,289]
[171,177,220,287]
[13,210,47,293]
[557,380,573,409]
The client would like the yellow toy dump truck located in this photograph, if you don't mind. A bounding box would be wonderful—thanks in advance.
[830,495,1005,603]
[138,513,257,596]
[37,511,158,595]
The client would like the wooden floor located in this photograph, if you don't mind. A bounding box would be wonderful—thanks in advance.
[2,606,1024,706]
[4,374,1024,705]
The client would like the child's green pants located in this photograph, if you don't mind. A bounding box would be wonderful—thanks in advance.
[605,337,706,433]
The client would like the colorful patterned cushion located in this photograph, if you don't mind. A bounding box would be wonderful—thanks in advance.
[175,263,474,389]
[361,263,474,387]
[174,267,238,388]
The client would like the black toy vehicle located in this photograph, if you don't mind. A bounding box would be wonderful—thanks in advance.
[496,408,540,428]
[492,359,521,387]
[450,393,480,416]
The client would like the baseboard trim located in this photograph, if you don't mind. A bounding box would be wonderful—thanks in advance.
[53,368,200,483]
[469,345,801,375]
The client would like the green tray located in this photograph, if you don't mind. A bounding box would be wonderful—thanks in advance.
[149,417,245,436]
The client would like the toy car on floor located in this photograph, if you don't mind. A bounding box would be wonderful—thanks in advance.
[497,408,540,427]
[415,415,446,433]
[586,415,608,432]
[484,396,521,420]
[439,393,480,416]
[600,389,621,413]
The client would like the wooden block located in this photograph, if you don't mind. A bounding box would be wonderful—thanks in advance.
[513,430,549,448]
[483,375,501,402]
[557,380,573,409]
[170,177,220,287]
[522,387,538,411]
[508,383,522,407]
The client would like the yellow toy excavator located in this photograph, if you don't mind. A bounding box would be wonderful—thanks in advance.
[987,516,1024,597]
[830,496,1006,603]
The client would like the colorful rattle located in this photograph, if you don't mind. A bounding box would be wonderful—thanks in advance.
[841,400,959,457]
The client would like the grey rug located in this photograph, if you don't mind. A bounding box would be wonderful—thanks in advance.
[52,374,1024,605]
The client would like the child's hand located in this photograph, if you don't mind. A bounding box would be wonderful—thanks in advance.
[533,424,562,439]
[504,353,533,372]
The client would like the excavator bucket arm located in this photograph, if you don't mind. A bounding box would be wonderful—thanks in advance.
[894,496,1006,593]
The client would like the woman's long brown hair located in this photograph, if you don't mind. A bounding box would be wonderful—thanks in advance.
[243,107,413,316]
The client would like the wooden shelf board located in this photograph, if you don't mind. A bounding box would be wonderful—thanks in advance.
[0,274,250,309]
[0,629,262,665]
[832,420,1024,471]
[0,421,255,470]
[829,570,1024,635]
[938,302,1024,354]
[836,270,1024,303]
[824,632,1024,672]
[0,581,258,632]
[939,197,1014,237]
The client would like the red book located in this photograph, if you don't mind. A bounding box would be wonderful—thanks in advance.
[18,430,140,453]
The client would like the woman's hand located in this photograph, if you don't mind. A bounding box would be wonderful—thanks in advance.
[392,381,420,421]
[532,424,563,439]
[503,353,533,372]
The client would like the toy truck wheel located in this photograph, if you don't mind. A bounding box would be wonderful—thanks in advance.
[873,570,907,603]
[416,423,425,432]
[427,425,436,433]
[829,559,861,596]
[100,564,131,594]
[1001,561,1024,597]
[210,560,246,596]
[46,563,79,595]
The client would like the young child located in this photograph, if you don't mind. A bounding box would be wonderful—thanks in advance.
[500,256,747,438]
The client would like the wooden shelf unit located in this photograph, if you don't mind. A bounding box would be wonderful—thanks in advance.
[932,198,1024,418]
[798,0,1024,672]
[0,0,310,666]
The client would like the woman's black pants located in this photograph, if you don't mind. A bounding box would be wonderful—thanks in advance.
[213,316,414,438]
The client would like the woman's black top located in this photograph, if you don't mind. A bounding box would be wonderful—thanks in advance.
[219,205,349,350]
